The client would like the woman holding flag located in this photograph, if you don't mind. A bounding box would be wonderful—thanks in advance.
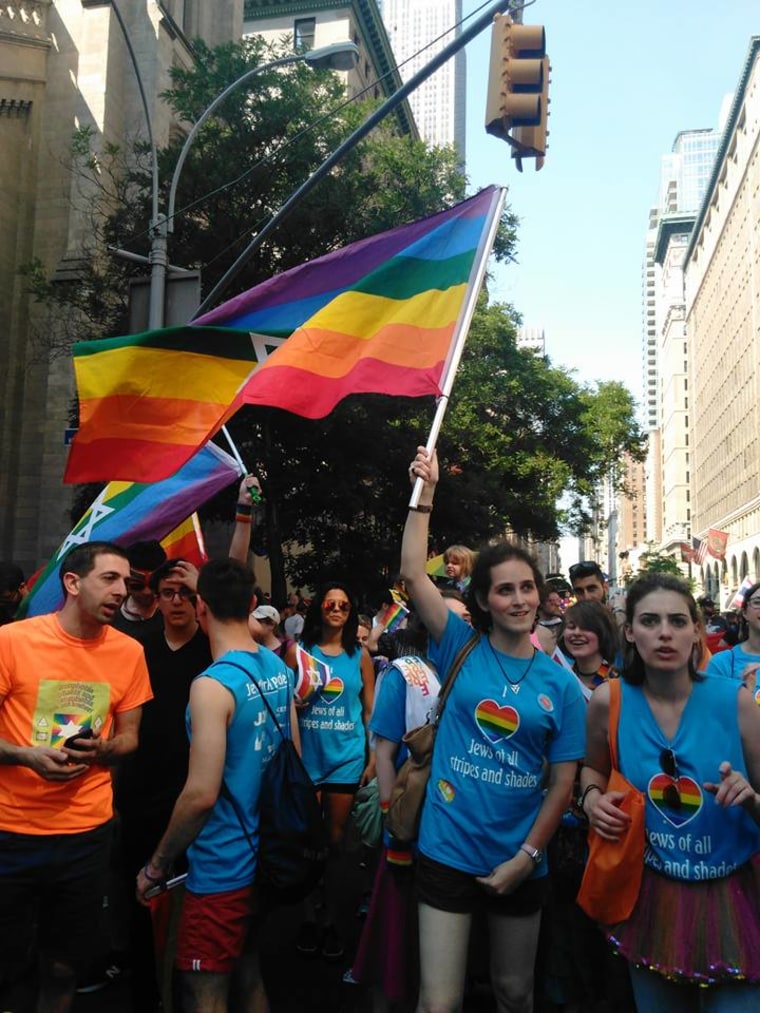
[284,582,375,960]
[401,447,585,1013]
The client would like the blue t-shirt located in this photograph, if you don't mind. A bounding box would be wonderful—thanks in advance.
[185,648,292,894]
[618,675,760,880]
[418,613,586,877]
[370,656,440,766]
[297,645,366,785]
[706,644,760,682]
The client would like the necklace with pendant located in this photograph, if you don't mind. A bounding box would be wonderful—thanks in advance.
[487,638,537,693]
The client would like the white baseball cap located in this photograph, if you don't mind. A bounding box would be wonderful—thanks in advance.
[252,604,280,625]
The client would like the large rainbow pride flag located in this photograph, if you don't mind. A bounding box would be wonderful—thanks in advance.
[66,326,257,484]
[198,187,500,418]
[64,189,501,484]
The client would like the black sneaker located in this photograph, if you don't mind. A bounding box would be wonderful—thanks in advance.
[75,956,125,993]
[295,921,320,956]
[321,924,344,961]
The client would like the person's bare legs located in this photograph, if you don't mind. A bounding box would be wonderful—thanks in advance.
[487,910,541,1013]
[416,902,471,1013]
[37,959,76,1013]
[321,791,354,928]
[181,970,230,1013]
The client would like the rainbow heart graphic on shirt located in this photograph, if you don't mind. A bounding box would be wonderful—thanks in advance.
[321,677,344,704]
[648,773,703,828]
[474,699,519,744]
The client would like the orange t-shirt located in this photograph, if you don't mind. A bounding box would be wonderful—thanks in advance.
[0,613,152,834]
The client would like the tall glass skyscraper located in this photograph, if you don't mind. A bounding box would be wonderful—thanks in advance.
[378,0,466,158]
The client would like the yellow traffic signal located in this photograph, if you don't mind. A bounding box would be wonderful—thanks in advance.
[512,56,551,171]
[485,13,550,171]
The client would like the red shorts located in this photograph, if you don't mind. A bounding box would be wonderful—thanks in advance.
[176,884,257,974]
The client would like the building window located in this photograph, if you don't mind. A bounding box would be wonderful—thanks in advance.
[294,17,316,52]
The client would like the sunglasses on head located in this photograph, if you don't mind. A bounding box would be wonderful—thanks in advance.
[322,599,351,614]
[660,748,681,809]
[569,561,602,581]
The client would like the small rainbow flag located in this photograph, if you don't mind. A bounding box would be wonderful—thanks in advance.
[161,513,208,568]
[381,590,410,633]
[294,646,331,704]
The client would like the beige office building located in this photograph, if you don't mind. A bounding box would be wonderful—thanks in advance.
[685,36,760,604]
[1,1,243,571]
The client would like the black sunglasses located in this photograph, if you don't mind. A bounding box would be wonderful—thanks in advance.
[660,748,681,809]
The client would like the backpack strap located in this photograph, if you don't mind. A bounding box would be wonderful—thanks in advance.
[207,654,290,742]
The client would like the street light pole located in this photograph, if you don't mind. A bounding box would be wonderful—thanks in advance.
[150,41,358,329]
[194,0,512,318]
[108,0,359,330]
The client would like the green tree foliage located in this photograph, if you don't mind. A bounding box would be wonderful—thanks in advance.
[226,297,646,602]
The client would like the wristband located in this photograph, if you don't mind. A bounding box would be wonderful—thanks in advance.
[379,799,390,814]
[408,504,433,514]
[579,783,602,812]
[235,514,252,525]
[235,502,252,516]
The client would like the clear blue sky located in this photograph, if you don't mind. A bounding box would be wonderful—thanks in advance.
[462,0,758,408]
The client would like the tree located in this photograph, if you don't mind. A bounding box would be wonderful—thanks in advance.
[223,298,647,603]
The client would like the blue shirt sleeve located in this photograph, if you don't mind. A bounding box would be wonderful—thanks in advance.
[706,649,734,680]
[545,670,586,764]
[369,666,407,743]
[428,610,475,685]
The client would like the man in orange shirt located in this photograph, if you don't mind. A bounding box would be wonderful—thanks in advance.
[0,541,152,1012]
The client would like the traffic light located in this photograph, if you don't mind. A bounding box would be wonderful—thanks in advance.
[485,13,549,171]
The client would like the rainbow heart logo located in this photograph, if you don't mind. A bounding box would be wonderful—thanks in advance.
[754,687,760,708]
[321,677,344,703]
[648,773,703,828]
[475,699,519,744]
[437,780,455,803]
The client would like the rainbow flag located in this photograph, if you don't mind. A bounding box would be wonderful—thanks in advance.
[161,513,208,568]
[65,326,257,483]
[19,444,239,618]
[196,188,502,418]
[294,646,332,704]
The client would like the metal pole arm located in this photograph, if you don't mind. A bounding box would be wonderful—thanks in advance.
[194,0,512,318]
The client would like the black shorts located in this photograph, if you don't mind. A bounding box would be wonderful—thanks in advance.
[318,781,361,795]
[0,822,112,978]
[416,852,549,916]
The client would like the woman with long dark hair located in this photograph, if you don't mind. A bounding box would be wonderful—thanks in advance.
[581,572,760,1010]
[401,448,585,1013]
[285,582,374,960]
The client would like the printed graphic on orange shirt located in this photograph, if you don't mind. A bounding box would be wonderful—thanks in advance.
[32,681,111,748]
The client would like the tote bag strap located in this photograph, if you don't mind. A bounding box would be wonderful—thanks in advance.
[434,633,480,727]
[607,677,622,771]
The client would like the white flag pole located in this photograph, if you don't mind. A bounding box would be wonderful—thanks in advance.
[409,186,508,508]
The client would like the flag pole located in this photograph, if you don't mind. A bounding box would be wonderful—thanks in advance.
[221,424,248,476]
[409,186,508,508]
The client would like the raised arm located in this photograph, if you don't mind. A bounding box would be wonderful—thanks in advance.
[399,447,449,643]
[229,474,261,565]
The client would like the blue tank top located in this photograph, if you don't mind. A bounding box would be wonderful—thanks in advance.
[185,648,292,893]
[617,676,760,881]
[297,644,366,785]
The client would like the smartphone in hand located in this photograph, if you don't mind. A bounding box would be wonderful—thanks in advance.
[64,728,95,750]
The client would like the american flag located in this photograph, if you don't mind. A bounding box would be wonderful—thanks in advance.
[692,537,708,565]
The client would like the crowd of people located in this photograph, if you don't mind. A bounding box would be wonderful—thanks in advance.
[2,458,760,1013]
